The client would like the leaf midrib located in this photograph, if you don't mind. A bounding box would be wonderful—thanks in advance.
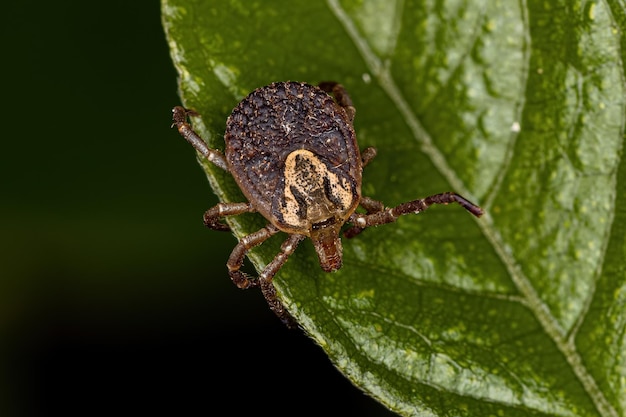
[325,0,617,416]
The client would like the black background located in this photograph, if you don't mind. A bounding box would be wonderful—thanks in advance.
[2,1,397,416]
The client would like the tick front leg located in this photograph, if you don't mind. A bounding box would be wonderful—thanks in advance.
[171,106,229,171]
[203,202,256,232]
[227,226,305,328]
[349,192,483,231]
[227,224,282,289]
[258,234,306,328]
[344,196,385,239]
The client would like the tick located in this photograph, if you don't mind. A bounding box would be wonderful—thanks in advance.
[172,81,483,327]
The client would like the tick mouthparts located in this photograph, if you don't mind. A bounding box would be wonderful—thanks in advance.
[311,230,343,272]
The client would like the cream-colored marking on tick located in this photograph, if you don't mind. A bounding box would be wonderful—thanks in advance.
[281,149,353,230]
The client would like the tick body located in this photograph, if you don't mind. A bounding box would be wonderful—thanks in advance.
[172,81,483,327]
[225,82,361,273]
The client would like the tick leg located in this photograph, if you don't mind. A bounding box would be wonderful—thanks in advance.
[227,226,304,329]
[361,147,377,167]
[258,234,306,328]
[358,196,384,214]
[318,81,355,123]
[203,202,256,232]
[227,224,282,289]
[344,196,386,238]
[348,192,484,231]
[171,106,229,171]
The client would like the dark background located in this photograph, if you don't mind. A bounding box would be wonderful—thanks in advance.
[1,1,396,416]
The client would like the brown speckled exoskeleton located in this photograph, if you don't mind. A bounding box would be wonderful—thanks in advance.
[172,81,483,327]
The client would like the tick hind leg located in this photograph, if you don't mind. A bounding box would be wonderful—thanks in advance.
[172,106,229,171]
[318,81,355,123]
[360,146,377,167]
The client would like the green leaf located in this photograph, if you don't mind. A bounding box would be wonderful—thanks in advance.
[162,1,626,416]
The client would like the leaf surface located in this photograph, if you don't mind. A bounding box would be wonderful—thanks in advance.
[162,1,626,415]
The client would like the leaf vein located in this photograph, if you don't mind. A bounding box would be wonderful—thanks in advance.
[326,1,618,416]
